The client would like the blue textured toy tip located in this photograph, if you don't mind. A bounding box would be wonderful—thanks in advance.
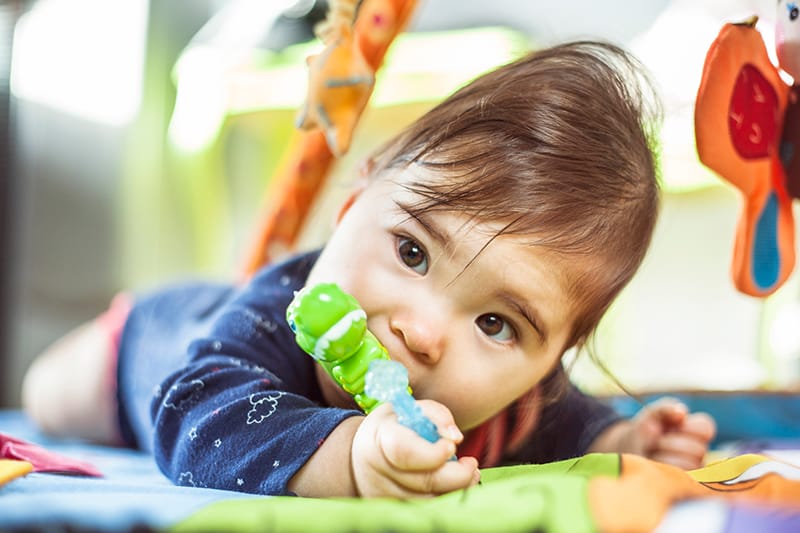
[365,360,441,443]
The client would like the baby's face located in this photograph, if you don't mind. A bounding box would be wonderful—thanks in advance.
[306,171,575,430]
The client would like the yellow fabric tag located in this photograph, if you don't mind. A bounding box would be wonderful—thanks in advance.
[688,453,769,483]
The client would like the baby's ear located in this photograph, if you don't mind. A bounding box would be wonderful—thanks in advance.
[336,159,373,223]
[358,157,375,179]
[336,185,365,223]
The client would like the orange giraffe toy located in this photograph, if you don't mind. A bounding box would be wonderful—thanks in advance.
[695,4,800,297]
[240,0,418,278]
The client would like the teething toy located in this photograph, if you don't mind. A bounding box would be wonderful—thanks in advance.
[364,359,441,443]
[286,282,390,412]
[287,283,443,443]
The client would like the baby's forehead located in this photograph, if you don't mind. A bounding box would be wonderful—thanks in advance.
[472,232,575,283]
[447,227,574,302]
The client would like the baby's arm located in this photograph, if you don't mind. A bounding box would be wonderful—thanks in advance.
[288,400,479,498]
[587,397,716,470]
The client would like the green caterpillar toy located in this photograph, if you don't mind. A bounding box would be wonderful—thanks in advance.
[286,282,390,413]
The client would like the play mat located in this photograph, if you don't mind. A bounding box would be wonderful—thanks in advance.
[2,400,800,532]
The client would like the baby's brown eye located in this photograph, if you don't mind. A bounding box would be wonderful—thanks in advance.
[398,237,428,274]
[476,314,514,341]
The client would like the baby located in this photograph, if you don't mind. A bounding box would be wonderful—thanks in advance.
[23,40,715,498]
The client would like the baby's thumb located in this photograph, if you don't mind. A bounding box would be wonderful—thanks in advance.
[415,399,463,443]
[642,397,688,427]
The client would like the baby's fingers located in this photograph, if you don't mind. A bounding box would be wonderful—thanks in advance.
[387,455,480,497]
[651,432,708,467]
[680,412,716,443]
[373,398,458,466]
[650,413,717,470]
[378,417,458,471]
[649,450,704,471]
[638,397,688,428]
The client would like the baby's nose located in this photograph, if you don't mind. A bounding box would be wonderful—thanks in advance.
[389,311,446,365]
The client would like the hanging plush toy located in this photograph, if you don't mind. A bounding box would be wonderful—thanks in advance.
[695,2,800,297]
[295,0,375,157]
[240,0,418,278]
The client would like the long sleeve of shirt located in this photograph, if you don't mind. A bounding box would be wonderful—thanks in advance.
[117,251,362,496]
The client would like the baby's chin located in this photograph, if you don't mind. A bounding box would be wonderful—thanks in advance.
[451,410,494,432]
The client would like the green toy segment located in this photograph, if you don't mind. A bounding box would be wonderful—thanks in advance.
[286,282,391,413]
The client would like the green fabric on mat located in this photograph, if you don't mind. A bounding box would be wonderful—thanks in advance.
[171,453,620,533]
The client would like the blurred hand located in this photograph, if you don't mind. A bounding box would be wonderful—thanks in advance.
[351,400,480,498]
[589,397,717,470]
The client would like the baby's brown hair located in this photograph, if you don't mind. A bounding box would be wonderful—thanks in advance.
[371,40,661,355]
[368,41,662,465]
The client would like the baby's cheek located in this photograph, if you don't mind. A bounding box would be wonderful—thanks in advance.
[448,396,501,431]
[315,364,358,409]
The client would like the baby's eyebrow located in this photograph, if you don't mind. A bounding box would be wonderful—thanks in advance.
[396,203,450,248]
[499,292,548,344]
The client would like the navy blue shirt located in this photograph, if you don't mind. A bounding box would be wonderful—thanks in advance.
[116,251,620,495]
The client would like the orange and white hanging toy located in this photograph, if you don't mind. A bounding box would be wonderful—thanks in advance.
[240,0,418,278]
[695,2,800,297]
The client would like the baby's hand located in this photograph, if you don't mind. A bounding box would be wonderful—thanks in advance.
[351,400,480,498]
[592,397,717,470]
[632,397,716,469]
